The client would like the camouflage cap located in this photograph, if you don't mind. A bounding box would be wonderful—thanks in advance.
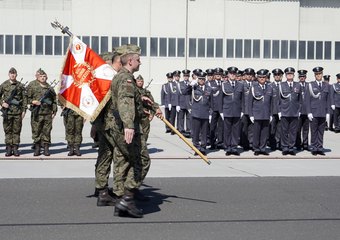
[136,74,144,80]
[100,52,114,62]
[116,44,141,56]
[9,67,17,74]
[38,68,47,75]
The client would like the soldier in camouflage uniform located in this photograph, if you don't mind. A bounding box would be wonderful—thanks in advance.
[0,67,27,156]
[61,107,84,156]
[27,69,57,156]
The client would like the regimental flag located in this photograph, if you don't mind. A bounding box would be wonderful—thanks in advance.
[58,36,114,121]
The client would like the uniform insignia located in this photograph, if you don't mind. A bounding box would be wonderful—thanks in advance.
[127,79,132,83]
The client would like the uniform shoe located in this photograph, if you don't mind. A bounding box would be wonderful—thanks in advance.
[318,151,325,156]
[74,145,81,156]
[97,188,117,207]
[34,143,41,156]
[5,144,12,157]
[12,145,20,157]
[311,151,318,156]
[43,144,50,156]
[114,190,143,218]
[68,145,74,156]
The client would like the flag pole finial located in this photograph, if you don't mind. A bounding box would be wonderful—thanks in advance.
[51,19,73,36]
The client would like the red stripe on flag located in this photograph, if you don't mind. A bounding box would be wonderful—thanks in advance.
[90,78,111,102]
[61,84,82,107]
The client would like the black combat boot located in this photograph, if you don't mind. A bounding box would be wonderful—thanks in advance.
[5,144,12,157]
[12,145,20,157]
[34,143,41,156]
[97,188,117,207]
[43,144,50,156]
[67,144,74,156]
[74,145,81,156]
[114,190,143,218]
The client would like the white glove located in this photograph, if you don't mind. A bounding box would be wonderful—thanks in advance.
[176,106,181,112]
[326,113,330,124]
[331,105,335,110]
[209,115,212,123]
[308,113,313,122]
[278,112,282,120]
[168,104,172,109]
[241,112,244,118]
[190,79,198,86]
[298,112,301,117]
[220,113,224,119]
[250,116,254,123]
[270,116,273,123]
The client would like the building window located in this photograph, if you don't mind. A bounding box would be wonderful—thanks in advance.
[253,39,260,58]
[215,38,223,58]
[0,35,3,54]
[315,41,323,60]
[299,41,306,59]
[244,39,251,58]
[54,36,62,55]
[207,38,214,58]
[198,38,205,57]
[263,40,271,59]
[168,38,176,57]
[82,36,90,46]
[24,35,32,55]
[130,37,138,45]
[35,35,43,55]
[307,41,314,59]
[139,37,147,56]
[189,38,196,57]
[159,37,167,57]
[272,40,280,59]
[177,38,185,57]
[91,36,99,53]
[226,39,234,58]
[150,37,158,57]
[100,36,108,53]
[290,40,297,59]
[5,35,13,54]
[324,41,331,60]
[63,36,70,54]
[235,39,242,58]
[281,40,288,59]
[45,35,53,55]
[335,42,340,60]
[15,35,23,55]
[112,37,120,49]
[121,37,128,45]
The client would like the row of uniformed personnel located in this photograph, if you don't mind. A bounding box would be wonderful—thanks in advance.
[161,66,340,156]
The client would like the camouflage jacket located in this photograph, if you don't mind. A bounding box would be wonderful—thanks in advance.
[0,79,27,114]
[138,87,159,121]
[110,67,143,131]
[27,80,58,114]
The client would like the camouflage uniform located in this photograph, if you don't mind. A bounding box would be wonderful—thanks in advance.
[27,79,57,155]
[0,78,27,155]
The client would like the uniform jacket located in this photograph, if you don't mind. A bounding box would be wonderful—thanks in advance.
[206,80,222,112]
[299,81,309,115]
[270,81,280,115]
[178,80,191,110]
[242,80,252,115]
[305,80,330,117]
[160,82,171,107]
[221,80,244,117]
[169,81,179,106]
[0,79,27,114]
[249,82,273,120]
[190,84,212,120]
[278,81,302,117]
[330,82,340,108]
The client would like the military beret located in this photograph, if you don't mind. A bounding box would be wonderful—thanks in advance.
[244,68,255,75]
[192,68,203,75]
[99,52,114,62]
[257,69,269,77]
[272,68,284,75]
[214,67,224,75]
[136,75,144,80]
[297,70,308,76]
[236,70,244,76]
[197,71,207,79]
[173,70,181,76]
[323,75,330,81]
[9,67,17,74]
[284,67,295,74]
[115,44,141,56]
[313,66,324,73]
[336,73,340,79]
[166,72,173,78]
[227,66,238,74]
[182,69,191,75]
[206,68,215,76]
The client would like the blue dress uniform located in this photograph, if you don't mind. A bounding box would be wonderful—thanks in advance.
[206,68,224,149]
[169,75,179,134]
[240,68,255,151]
[279,67,302,155]
[222,67,244,155]
[296,70,310,150]
[330,74,340,132]
[189,72,212,155]
[269,68,283,150]
[160,73,173,133]
[176,69,191,136]
[305,67,331,155]
[323,75,333,131]
[249,70,273,155]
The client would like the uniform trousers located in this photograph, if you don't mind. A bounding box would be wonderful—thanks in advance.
[169,106,177,129]
[210,111,223,147]
[177,109,191,133]
[269,114,281,149]
[296,114,309,148]
[334,107,340,131]
[63,113,84,145]
[253,120,269,152]
[31,114,53,144]
[192,117,209,151]
[240,114,253,149]
[280,117,298,151]
[310,117,326,152]
[164,108,171,131]
[223,117,241,151]
[3,114,22,145]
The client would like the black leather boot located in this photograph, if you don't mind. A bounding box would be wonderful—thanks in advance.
[74,145,81,156]
[97,188,117,207]
[5,144,12,157]
[12,145,20,157]
[114,190,143,218]
[34,143,41,156]
[67,144,74,156]
[43,144,50,156]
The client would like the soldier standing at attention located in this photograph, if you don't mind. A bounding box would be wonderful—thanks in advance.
[160,72,173,133]
[249,69,273,156]
[305,67,330,156]
[330,74,340,133]
[323,75,333,131]
[27,69,57,156]
[278,67,302,156]
[0,67,27,156]
[176,70,191,137]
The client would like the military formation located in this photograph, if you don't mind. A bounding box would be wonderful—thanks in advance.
[161,66,340,156]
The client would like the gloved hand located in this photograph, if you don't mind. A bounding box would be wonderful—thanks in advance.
[326,113,330,125]
[270,116,273,123]
[190,79,198,86]
[220,113,224,119]
[176,106,181,112]
[209,115,212,123]
[168,104,172,109]
[331,105,335,110]
[308,113,313,122]
[241,112,244,118]
[250,116,254,123]
[298,112,301,118]
[278,112,282,120]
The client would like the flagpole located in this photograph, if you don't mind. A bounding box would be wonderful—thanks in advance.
[51,20,73,37]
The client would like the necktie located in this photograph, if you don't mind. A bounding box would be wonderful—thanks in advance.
[232,81,235,88]
[289,83,292,90]
[319,82,322,89]
[262,85,265,90]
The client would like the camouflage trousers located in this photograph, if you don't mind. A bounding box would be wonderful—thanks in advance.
[140,120,151,181]
[31,114,53,144]
[3,114,22,145]
[63,114,84,145]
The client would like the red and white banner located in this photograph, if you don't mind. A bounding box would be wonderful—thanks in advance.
[58,36,114,121]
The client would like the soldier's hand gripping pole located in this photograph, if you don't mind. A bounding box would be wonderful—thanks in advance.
[51,20,73,37]
[157,116,211,165]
